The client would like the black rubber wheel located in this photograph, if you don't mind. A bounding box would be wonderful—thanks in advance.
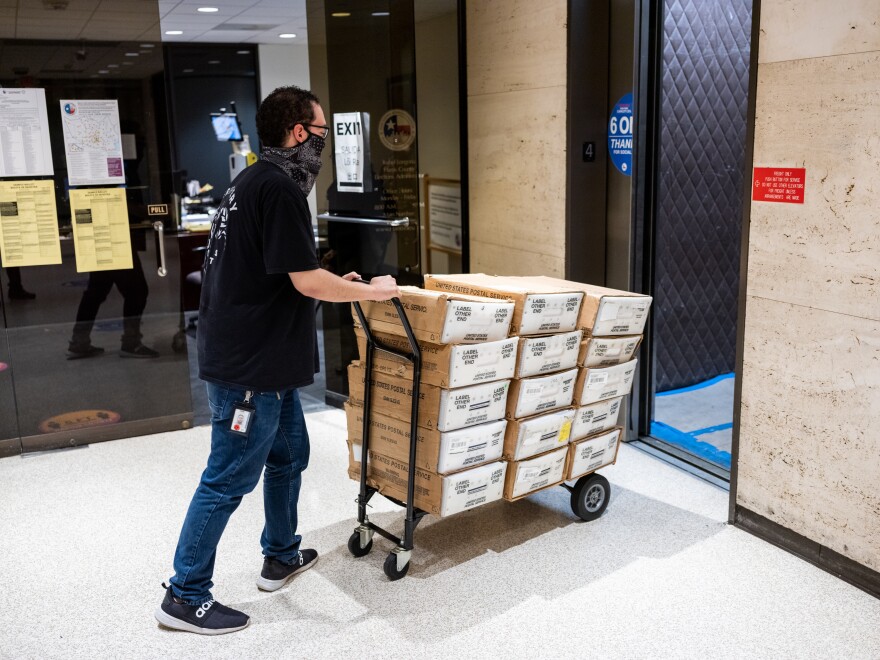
[347,531,373,558]
[570,473,611,521]
[383,552,410,581]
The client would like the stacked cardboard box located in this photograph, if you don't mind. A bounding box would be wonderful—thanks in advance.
[425,274,652,497]
[344,286,517,517]
[533,276,651,478]
[424,275,583,500]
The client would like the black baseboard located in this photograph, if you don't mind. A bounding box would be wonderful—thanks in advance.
[734,505,880,600]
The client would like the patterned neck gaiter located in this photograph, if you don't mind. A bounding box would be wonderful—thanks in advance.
[260,134,325,195]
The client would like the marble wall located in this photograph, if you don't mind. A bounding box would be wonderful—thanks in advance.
[737,1,880,570]
[466,0,568,276]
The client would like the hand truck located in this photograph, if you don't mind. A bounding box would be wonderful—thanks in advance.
[348,296,613,581]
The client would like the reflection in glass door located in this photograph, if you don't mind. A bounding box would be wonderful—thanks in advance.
[308,0,424,404]
[0,298,21,456]
[0,4,194,453]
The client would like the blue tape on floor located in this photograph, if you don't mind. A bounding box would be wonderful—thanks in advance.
[656,372,735,397]
[650,420,731,468]
[691,422,734,436]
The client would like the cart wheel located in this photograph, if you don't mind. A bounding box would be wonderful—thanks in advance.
[347,531,373,558]
[570,473,610,521]
[383,552,410,581]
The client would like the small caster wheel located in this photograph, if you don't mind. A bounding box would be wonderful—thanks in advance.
[383,552,410,581]
[571,473,610,521]
[347,531,373,557]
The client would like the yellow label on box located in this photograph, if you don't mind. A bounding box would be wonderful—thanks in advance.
[559,420,572,443]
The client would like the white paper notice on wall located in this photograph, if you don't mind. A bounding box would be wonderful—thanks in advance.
[334,112,371,193]
[0,89,54,177]
[60,99,125,186]
[428,182,462,251]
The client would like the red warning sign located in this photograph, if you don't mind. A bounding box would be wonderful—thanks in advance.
[753,167,806,204]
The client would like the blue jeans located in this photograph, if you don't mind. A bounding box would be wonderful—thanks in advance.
[169,382,310,605]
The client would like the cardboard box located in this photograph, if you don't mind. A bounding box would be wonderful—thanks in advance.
[355,286,514,344]
[424,273,583,336]
[503,445,568,500]
[578,336,641,367]
[573,360,637,405]
[345,402,506,474]
[530,276,652,336]
[566,427,622,480]
[515,330,582,378]
[570,396,622,440]
[355,326,517,388]
[347,446,507,517]
[507,368,578,419]
[503,408,575,461]
[348,361,510,432]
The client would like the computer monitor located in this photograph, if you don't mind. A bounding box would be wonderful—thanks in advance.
[210,112,243,142]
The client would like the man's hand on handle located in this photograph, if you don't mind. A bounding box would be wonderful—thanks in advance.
[289,268,400,303]
[364,275,400,301]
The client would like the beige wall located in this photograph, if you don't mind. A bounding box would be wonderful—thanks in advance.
[736,1,880,570]
[415,10,461,274]
[466,0,568,276]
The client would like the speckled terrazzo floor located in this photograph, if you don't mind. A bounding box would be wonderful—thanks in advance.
[1,408,878,660]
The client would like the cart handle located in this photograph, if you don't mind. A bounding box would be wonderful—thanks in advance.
[351,279,421,363]
[350,278,423,551]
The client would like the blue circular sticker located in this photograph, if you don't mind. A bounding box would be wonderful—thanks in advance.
[608,93,633,176]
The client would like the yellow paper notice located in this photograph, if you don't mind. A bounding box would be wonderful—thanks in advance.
[0,180,62,267]
[69,188,133,272]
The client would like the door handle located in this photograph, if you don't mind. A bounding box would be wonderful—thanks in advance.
[153,221,168,277]
[317,213,410,227]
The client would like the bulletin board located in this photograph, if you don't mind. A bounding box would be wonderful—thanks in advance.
[424,176,462,271]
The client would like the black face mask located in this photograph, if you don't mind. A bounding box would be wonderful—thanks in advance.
[260,132,326,195]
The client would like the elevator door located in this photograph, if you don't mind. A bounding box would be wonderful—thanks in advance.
[0,4,193,455]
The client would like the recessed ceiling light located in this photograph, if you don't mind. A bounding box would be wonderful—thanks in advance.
[98,70,109,74]
[125,52,139,57]
[140,44,155,48]
[208,60,221,64]
[197,7,219,12]
[279,33,296,38]
[107,64,119,68]
[331,12,351,17]
[183,68,194,73]
[237,50,250,54]
[165,30,183,35]
[372,11,390,16]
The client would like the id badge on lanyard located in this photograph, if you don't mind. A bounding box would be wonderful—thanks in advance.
[230,391,256,436]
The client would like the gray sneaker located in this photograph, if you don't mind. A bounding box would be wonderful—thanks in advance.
[256,549,318,592]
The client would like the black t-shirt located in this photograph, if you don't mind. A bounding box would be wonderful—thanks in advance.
[198,160,320,391]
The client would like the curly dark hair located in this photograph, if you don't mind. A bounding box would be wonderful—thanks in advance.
[256,85,320,148]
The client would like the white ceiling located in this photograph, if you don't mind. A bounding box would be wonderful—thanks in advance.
[0,0,456,80]
[0,0,309,44]
[158,0,309,45]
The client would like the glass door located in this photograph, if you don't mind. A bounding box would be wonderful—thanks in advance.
[0,4,193,453]
[0,302,21,456]
[308,0,423,405]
